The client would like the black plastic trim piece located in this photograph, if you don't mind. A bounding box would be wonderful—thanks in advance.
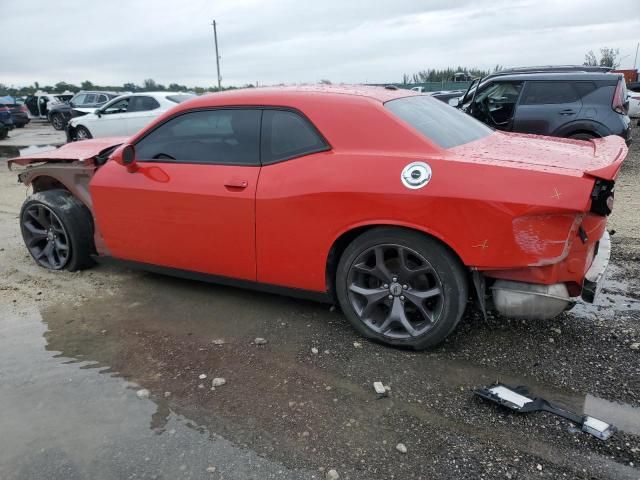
[93,256,332,303]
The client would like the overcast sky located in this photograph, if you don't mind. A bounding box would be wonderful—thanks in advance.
[1,0,638,88]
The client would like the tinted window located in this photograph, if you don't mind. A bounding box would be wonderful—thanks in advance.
[167,94,195,103]
[573,82,597,98]
[261,110,328,163]
[136,109,260,165]
[521,82,579,105]
[97,94,108,103]
[83,94,97,105]
[385,96,492,149]
[128,96,160,112]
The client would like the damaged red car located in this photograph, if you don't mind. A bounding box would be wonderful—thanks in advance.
[9,86,625,349]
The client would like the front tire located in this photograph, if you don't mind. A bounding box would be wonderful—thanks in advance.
[51,113,65,130]
[20,190,96,271]
[75,125,92,140]
[336,228,468,350]
[569,132,596,141]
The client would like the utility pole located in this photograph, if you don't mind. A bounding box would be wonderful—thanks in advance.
[211,20,222,90]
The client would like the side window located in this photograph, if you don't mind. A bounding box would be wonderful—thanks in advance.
[97,94,108,103]
[71,94,86,107]
[128,96,160,112]
[521,82,579,105]
[83,94,97,105]
[136,109,261,165]
[102,97,130,114]
[261,110,328,164]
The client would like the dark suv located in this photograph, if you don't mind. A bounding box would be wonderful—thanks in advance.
[458,66,631,145]
[48,91,118,130]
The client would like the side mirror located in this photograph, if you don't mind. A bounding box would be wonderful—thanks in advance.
[94,108,102,117]
[114,144,138,173]
[449,98,460,107]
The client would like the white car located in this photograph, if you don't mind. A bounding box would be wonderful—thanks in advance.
[67,92,195,140]
[628,90,640,118]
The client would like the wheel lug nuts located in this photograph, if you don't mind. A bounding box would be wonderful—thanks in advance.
[402,285,408,289]
[400,295,405,301]
[392,277,398,282]
[388,295,393,299]
[383,284,389,288]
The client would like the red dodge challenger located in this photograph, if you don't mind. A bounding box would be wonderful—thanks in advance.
[8,86,625,349]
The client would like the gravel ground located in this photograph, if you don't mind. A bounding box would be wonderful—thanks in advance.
[0,123,639,479]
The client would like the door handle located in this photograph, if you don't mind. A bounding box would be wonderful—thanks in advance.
[224,179,248,189]
[559,109,576,115]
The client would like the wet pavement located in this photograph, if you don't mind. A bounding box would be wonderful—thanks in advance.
[1,268,639,479]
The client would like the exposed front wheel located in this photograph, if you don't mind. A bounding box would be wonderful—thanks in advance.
[569,132,596,141]
[20,190,96,271]
[336,228,468,350]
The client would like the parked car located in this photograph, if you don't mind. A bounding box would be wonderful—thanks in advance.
[430,90,465,106]
[24,92,74,119]
[9,86,625,349]
[627,89,640,118]
[47,91,119,130]
[66,92,195,141]
[0,105,14,139]
[0,96,30,128]
[458,66,631,144]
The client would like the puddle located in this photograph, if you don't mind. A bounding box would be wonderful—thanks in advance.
[569,264,640,318]
[0,144,59,159]
[1,271,639,478]
[584,395,640,436]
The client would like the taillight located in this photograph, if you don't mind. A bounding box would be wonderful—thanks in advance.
[591,179,615,216]
[612,80,628,114]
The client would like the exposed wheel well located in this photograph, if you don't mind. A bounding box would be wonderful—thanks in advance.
[325,224,467,303]
[567,130,600,138]
[31,175,70,193]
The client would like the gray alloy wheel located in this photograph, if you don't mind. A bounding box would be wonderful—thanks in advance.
[51,113,65,130]
[346,244,444,339]
[75,125,92,140]
[21,203,70,269]
[20,190,96,271]
[336,228,468,350]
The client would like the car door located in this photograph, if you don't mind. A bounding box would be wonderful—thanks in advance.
[470,81,523,131]
[90,97,131,137]
[512,81,583,135]
[90,108,261,280]
[125,96,161,134]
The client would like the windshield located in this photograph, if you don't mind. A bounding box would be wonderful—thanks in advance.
[385,96,492,148]
[166,94,196,103]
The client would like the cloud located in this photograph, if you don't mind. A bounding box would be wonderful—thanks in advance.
[1,0,638,88]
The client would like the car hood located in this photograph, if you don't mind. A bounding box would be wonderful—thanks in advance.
[7,137,127,168]
[449,131,627,180]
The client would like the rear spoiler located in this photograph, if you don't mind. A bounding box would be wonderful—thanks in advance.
[583,137,627,181]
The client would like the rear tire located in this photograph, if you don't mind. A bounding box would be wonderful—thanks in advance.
[20,190,95,271]
[569,132,596,141]
[75,125,92,140]
[0,128,7,140]
[15,124,25,129]
[336,227,468,350]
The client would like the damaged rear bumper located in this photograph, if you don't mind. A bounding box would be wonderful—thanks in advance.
[490,230,610,319]
[581,231,611,303]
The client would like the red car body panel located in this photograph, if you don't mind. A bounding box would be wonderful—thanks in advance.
[8,86,627,298]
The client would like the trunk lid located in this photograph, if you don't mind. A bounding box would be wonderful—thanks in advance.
[450,131,627,180]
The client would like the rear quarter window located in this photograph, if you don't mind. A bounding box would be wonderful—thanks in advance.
[520,82,579,105]
[385,96,492,149]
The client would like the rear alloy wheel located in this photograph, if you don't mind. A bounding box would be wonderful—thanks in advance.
[75,125,92,140]
[336,228,468,349]
[51,113,65,130]
[20,190,95,271]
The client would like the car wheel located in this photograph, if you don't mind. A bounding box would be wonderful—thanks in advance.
[0,128,7,140]
[20,189,95,271]
[569,132,596,141]
[336,227,468,350]
[15,124,25,129]
[51,113,65,130]
[75,125,92,140]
